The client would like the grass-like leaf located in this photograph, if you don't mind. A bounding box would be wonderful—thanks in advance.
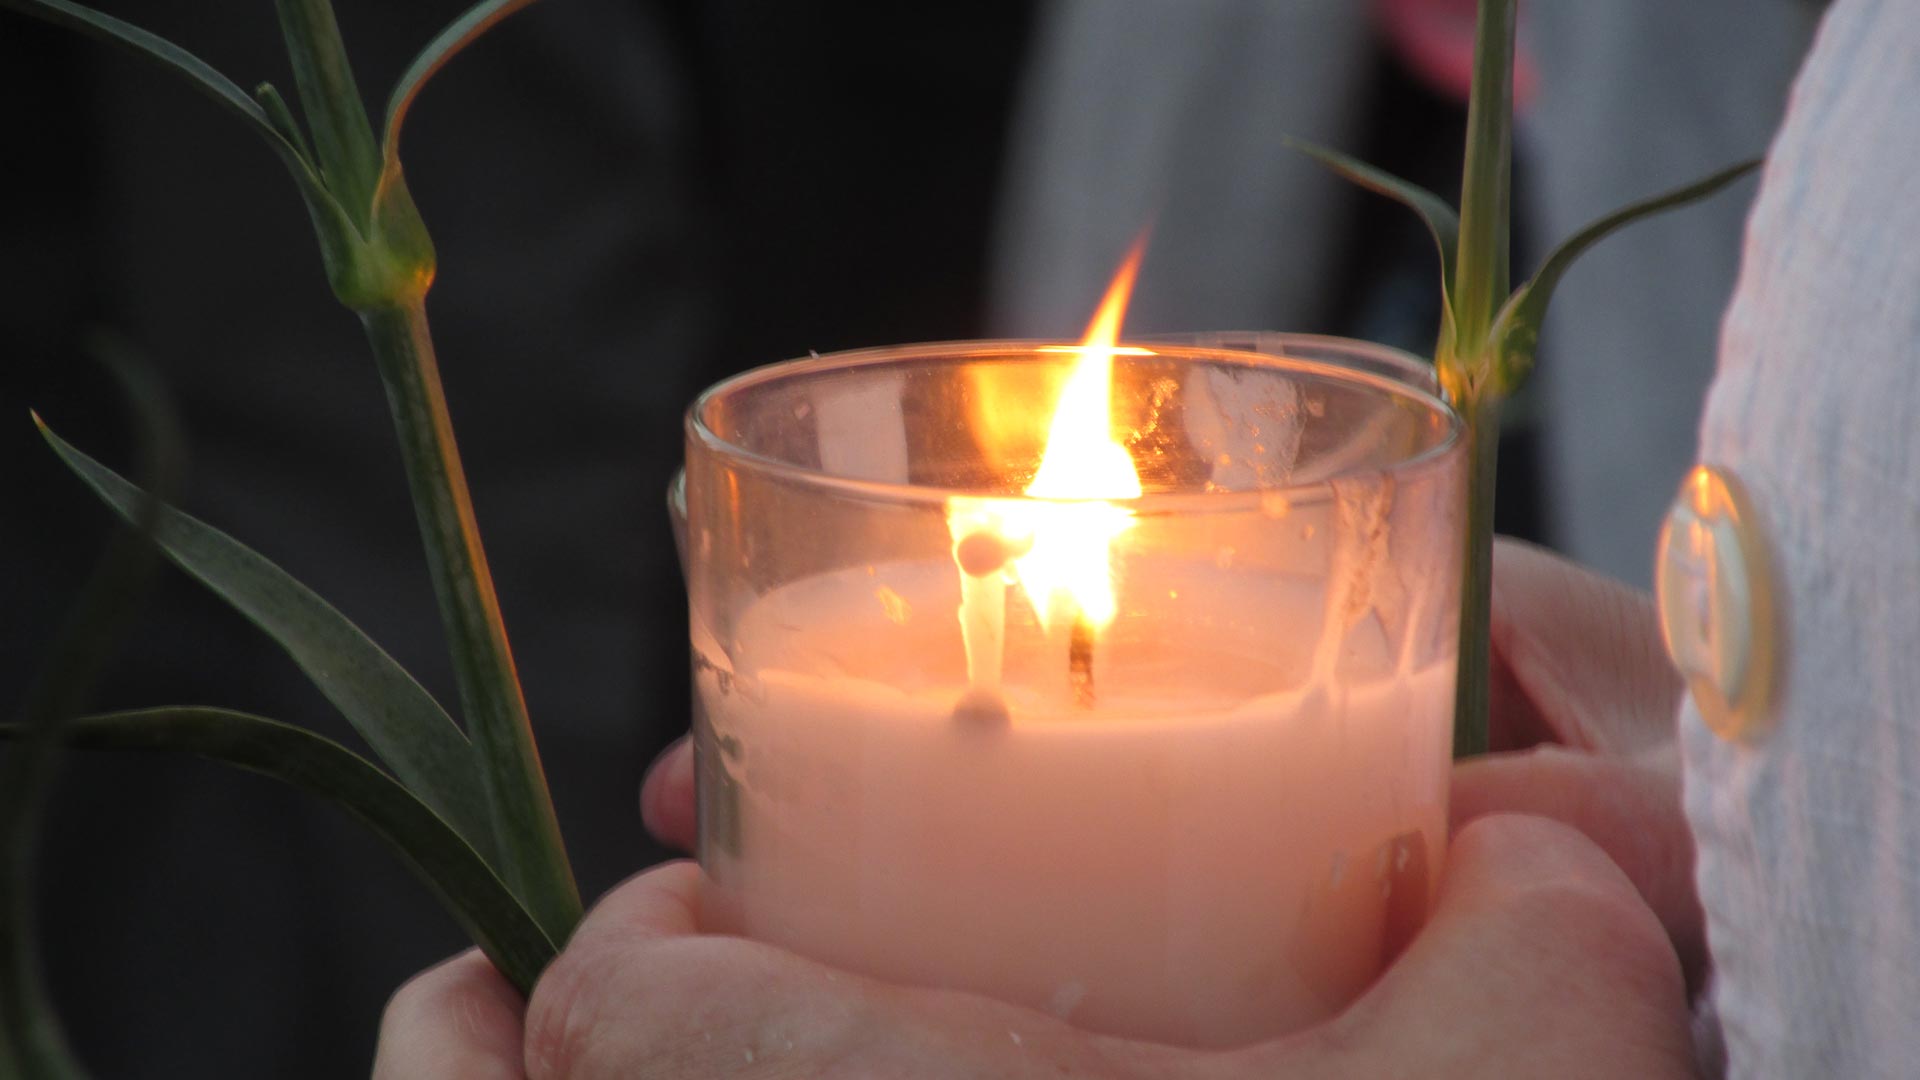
[274,0,382,226]
[2,0,276,144]
[33,418,500,868]
[1491,157,1762,388]
[1279,1,1755,762]
[0,0,332,211]
[1282,134,1461,323]
[368,0,545,248]
[382,0,544,166]
[5,342,183,1079]
[0,709,555,996]
[0,0,380,310]
[254,82,315,162]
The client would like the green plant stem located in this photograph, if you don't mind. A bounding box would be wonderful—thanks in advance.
[361,303,580,942]
[1443,0,1514,761]
[1452,0,1516,353]
[1452,394,1500,759]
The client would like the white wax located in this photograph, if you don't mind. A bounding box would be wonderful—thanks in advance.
[696,560,1452,1048]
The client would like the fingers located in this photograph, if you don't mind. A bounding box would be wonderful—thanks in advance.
[567,859,705,944]
[1489,538,1682,754]
[373,949,527,1080]
[523,862,1162,1078]
[522,861,722,1078]
[1308,814,1694,1078]
[1480,544,1705,988]
[641,736,697,852]
[1453,746,1706,993]
[523,825,1693,1078]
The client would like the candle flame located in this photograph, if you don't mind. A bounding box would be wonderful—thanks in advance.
[946,244,1148,699]
[1010,246,1146,629]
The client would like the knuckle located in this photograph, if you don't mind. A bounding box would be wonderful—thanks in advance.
[1457,814,1676,977]
[1453,815,1629,914]
[525,943,601,1078]
[527,936,742,1079]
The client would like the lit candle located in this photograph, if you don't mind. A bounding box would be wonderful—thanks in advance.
[683,263,1465,1049]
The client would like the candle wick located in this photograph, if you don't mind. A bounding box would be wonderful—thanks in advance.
[1069,612,1096,709]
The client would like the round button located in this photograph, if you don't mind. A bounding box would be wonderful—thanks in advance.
[1655,464,1777,741]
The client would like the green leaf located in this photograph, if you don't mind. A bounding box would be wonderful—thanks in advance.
[274,0,383,227]
[270,0,441,312]
[382,0,545,167]
[32,419,500,868]
[2,709,555,996]
[1490,157,1761,392]
[254,82,315,162]
[0,0,332,210]
[1,0,277,145]
[356,0,547,311]
[5,341,183,1079]
[1282,134,1461,318]
[0,0,398,313]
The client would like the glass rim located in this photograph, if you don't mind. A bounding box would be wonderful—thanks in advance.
[685,337,1465,515]
[1138,330,1442,394]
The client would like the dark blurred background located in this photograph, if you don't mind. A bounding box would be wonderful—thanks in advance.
[1,1,1814,1074]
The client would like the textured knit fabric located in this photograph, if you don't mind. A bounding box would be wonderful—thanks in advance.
[1685,1,1920,1074]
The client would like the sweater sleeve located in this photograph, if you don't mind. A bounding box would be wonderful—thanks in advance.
[1682,1,1920,1074]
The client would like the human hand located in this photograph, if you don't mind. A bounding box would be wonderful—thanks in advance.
[1483,537,1683,756]
[376,813,1692,1077]
[1454,537,1702,988]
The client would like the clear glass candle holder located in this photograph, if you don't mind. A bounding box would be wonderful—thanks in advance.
[674,336,1466,1048]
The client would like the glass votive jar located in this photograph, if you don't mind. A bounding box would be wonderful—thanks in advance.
[675,336,1465,1048]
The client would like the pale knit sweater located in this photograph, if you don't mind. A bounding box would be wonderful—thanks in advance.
[1685,1,1920,1074]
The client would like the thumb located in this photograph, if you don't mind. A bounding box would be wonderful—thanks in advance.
[1490,538,1683,754]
